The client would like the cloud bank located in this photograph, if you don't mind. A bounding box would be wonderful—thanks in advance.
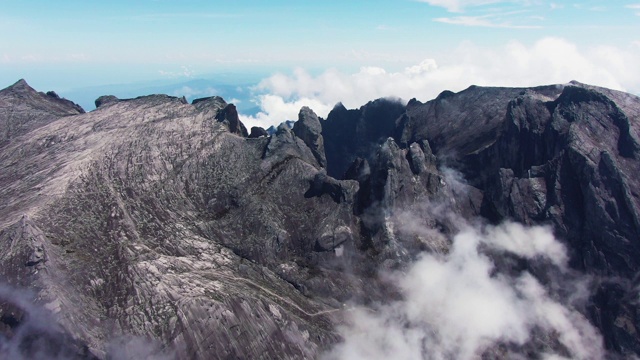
[239,37,640,130]
[322,221,603,360]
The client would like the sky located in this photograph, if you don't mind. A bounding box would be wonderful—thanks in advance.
[2,0,640,127]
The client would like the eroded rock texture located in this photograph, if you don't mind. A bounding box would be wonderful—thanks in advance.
[1,78,639,358]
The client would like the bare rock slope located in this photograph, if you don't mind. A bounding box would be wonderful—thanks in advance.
[0,80,350,359]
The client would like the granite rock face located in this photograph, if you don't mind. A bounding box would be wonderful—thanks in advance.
[94,95,119,108]
[1,79,640,358]
[0,81,342,359]
[293,106,326,168]
[322,99,406,178]
[214,103,248,137]
[248,126,268,138]
[326,81,640,356]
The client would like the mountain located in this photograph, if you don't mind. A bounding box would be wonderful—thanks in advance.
[57,77,261,115]
[0,78,639,359]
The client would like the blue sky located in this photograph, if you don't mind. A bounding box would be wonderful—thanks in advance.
[1,0,639,126]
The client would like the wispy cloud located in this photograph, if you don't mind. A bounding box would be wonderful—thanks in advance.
[158,65,195,78]
[419,1,543,28]
[571,3,607,11]
[171,85,218,99]
[123,12,240,21]
[68,53,89,61]
[376,24,393,31]
[2,53,92,64]
[416,0,507,13]
[626,3,640,15]
[434,14,541,28]
[549,2,564,10]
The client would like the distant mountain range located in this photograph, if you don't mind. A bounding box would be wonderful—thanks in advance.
[1,78,639,359]
[58,77,262,115]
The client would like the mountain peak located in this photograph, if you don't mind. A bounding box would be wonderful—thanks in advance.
[2,79,84,114]
[14,78,28,86]
[3,78,36,94]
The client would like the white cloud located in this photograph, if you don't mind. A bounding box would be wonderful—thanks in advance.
[322,221,603,360]
[404,59,438,74]
[158,65,194,78]
[626,3,640,15]
[239,94,333,130]
[240,37,640,128]
[20,54,38,62]
[124,12,240,21]
[434,15,540,28]
[68,53,89,61]
[416,0,506,13]
[549,2,564,10]
[171,85,218,99]
[484,222,568,267]
[433,8,541,28]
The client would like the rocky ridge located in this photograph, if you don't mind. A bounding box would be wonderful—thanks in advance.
[0,79,639,358]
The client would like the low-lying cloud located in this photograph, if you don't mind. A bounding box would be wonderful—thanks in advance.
[0,284,174,360]
[240,37,640,130]
[322,221,603,360]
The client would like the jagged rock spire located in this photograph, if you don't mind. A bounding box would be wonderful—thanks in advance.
[293,106,326,168]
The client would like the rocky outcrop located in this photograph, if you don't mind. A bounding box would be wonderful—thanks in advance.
[44,90,84,114]
[0,216,48,286]
[304,171,354,204]
[342,137,444,259]
[249,126,268,138]
[293,106,327,167]
[263,123,322,168]
[322,99,406,178]
[193,96,249,137]
[451,85,640,278]
[215,103,248,137]
[94,95,119,108]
